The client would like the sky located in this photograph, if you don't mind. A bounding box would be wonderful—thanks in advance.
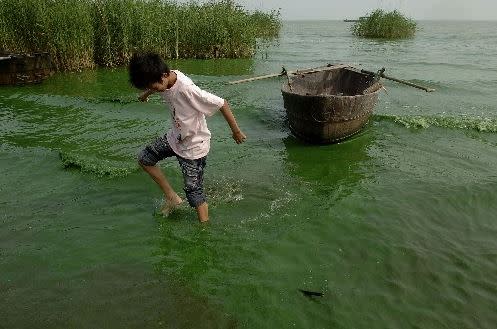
[233,0,497,21]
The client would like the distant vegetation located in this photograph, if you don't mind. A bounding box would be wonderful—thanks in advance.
[0,0,281,71]
[351,9,417,39]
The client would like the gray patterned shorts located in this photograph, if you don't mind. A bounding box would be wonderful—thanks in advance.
[138,136,207,207]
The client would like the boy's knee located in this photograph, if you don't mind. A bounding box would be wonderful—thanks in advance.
[138,147,157,167]
[184,183,206,207]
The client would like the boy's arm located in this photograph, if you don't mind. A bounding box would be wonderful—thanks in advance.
[219,100,246,144]
[138,89,156,102]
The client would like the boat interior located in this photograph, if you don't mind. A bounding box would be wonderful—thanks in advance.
[283,67,381,96]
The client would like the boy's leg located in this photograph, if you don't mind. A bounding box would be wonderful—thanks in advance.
[138,137,183,214]
[178,156,208,222]
[140,164,183,205]
[195,202,209,223]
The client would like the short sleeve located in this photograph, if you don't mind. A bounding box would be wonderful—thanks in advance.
[186,85,225,117]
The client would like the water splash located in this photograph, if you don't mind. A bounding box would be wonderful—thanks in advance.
[205,177,244,206]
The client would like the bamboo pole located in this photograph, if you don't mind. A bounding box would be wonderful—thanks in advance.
[228,64,351,85]
[228,72,285,84]
[360,68,435,92]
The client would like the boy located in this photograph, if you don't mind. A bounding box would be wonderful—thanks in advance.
[128,52,246,223]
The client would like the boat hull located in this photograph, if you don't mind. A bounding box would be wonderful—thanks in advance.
[0,52,53,86]
[281,66,381,144]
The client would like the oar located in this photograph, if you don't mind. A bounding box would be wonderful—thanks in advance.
[228,64,351,85]
[360,68,435,92]
[228,71,286,84]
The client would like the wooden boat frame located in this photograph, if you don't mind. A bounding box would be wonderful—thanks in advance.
[281,64,382,144]
[0,52,53,86]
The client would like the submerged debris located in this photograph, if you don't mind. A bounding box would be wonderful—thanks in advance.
[298,289,324,298]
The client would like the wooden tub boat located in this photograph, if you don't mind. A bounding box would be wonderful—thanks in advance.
[230,63,432,144]
[281,65,382,144]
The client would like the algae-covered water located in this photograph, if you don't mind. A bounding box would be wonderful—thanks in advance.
[1,21,497,328]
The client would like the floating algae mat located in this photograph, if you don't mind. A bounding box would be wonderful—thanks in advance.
[59,150,138,177]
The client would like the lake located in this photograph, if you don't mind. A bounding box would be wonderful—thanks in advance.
[1,20,497,328]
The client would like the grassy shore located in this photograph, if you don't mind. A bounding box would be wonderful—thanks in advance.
[0,0,281,71]
[351,9,416,39]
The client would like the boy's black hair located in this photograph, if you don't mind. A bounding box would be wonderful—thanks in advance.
[128,52,170,89]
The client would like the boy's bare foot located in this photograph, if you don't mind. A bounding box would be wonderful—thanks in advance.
[161,194,183,217]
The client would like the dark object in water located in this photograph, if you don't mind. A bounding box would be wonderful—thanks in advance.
[299,289,324,297]
[281,64,382,144]
[0,52,54,85]
[343,16,369,22]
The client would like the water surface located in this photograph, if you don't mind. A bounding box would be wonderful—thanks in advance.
[1,21,497,328]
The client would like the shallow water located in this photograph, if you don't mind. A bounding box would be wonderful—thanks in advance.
[1,21,497,328]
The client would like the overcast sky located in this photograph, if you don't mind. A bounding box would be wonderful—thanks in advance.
[233,0,497,21]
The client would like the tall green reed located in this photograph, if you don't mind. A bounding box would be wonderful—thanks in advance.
[0,0,281,71]
[0,0,94,70]
[351,9,417,39]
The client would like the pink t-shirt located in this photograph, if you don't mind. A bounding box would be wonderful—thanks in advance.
[160,70,225,160]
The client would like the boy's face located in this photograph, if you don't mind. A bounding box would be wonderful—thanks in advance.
[148,73,170,92]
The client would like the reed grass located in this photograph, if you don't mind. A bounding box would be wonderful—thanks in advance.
[0,0,281,70]
[351,9,417,39]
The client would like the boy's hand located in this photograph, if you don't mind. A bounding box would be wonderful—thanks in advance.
[219,101,245,144]
[138,93,149,102]
[232,130,247,144]
[138,89,154,102]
